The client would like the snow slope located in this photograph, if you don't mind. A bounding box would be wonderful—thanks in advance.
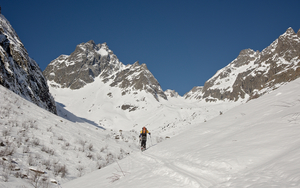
[49,75,240,137]
[0,85,140,187]
[63,77,300,188]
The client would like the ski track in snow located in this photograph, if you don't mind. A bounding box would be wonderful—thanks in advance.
[140,152,215,188]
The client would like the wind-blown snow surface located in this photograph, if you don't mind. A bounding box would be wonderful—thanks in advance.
[63,78,300,188]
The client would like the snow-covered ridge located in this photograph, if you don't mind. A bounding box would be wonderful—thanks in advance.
[186,27,300,102]
[0,14,56,114]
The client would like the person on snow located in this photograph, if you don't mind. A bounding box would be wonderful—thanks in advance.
[139,126,151,149]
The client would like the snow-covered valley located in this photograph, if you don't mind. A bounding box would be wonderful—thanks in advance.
[1,76,300,187]
[63,77,300,188]
[49,76,240,138]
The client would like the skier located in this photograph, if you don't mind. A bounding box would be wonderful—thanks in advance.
[139,127,151,150]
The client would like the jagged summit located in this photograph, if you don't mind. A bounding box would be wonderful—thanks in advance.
[0,14,56,113]
[44,41,167,101]
[285,27,295,35]
[44,40,124,89]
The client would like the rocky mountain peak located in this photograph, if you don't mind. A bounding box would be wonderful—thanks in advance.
[44,41,167,101]
[185,27,300,102]
[0,14,56,114]
[285,27,296,35]
[44,41,124,89]
[132,61,140,68]
[238,48,255,56]
[109,59,167,101]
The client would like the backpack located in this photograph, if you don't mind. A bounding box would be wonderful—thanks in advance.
[141,128,147,140]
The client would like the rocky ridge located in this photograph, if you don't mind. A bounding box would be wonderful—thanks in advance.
[185,27,300,102]
[0,14,56,114]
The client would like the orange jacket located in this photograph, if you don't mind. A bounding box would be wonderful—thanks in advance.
[139,128,150,138]
[140,129,149,134]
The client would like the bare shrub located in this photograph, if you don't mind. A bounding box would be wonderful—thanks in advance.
[28,155,35,166]
[76,165,85,177]
[60,165,68,178]
[24,136,30,143]
[117,154,123,160]
[61,145,68,150]
[100,145,108,153]
[29,121,38,130]
[53,164,68,178]
[86,152,94,160]
[5,145,16,156]
[2,129,11,137]
[27,170,49,188]
[2,170,9,182]
[7,120,17,127]
[46,127,52,132]
[18,128,27,137]
[0,149,5,157]
[96,153,103,161]
[0,145,15,157]
[22,122,29,130]
[7,161,17,172]
[35,153,41,160]
[42,159,51,170]
[23,146,30,154]
[106,152,114,164]
[14,171,22,178]
[62,142,70,150]
[16,136,23,148]
[57,135,64,141]
[88,143,93,151]
[78,139,86,152]
[96,161,104,169]
[32,138,40,146]
[41,146,55,155]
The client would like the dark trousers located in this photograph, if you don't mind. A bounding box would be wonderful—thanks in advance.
[141,140,146,148]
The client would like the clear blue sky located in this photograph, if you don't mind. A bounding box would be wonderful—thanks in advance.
[1,0,300,95]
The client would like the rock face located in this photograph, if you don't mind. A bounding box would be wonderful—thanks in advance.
[183,86,203,100]
[165,89,180,98]
[0,14,56,114]
[186,27,300,102]
[43,41,167,101]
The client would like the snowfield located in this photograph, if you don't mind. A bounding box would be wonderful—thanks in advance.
[1,77,300,187]
[63,78,300,188]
